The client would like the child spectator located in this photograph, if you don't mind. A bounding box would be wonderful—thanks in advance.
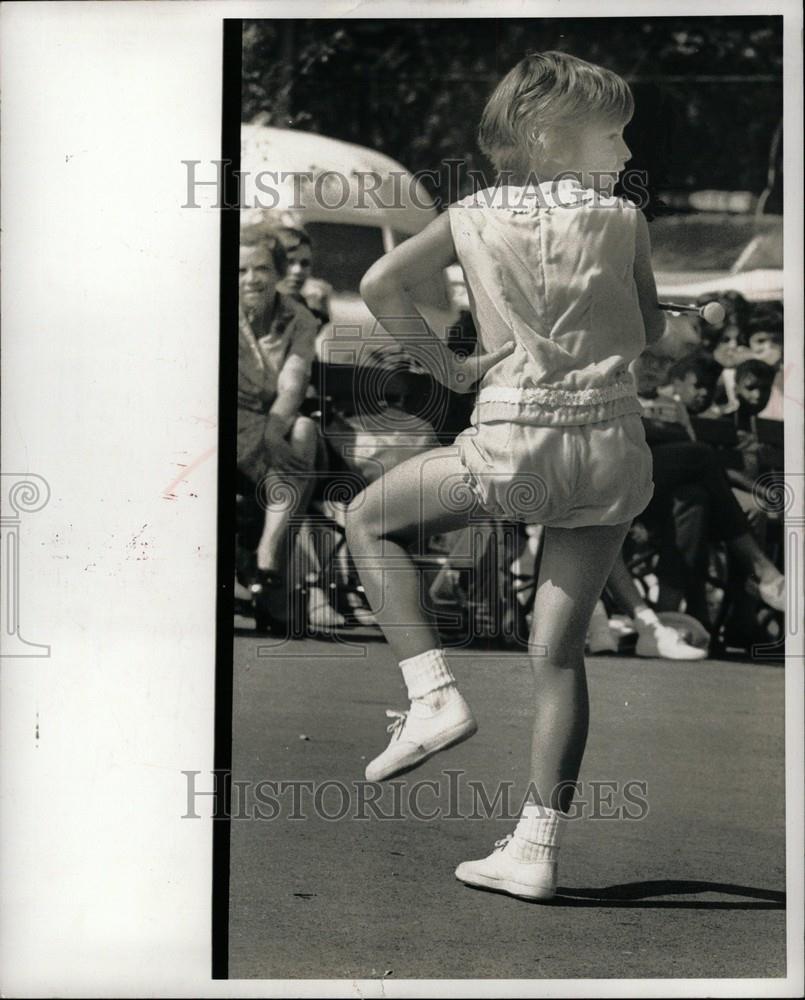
[276,225,333,326]
[663,352,722,416]
[747,317,784,421]
[734,358,777,429]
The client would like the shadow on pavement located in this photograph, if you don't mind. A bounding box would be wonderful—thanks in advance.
[554,879,785,909]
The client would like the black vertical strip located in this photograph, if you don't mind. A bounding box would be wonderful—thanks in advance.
[212,17,242,981]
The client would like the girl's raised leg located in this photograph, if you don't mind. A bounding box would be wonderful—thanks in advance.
[345,444,479,660]
[345,444,481,781]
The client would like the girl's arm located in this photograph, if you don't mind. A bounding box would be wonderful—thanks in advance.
[360,211,457,333]
[633,210,667,348]
[360,212,513,392]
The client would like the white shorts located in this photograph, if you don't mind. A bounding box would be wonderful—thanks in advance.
[454,413,654,528]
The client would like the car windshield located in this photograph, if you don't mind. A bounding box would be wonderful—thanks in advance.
[305,222,385,294]
[650,213,782,273]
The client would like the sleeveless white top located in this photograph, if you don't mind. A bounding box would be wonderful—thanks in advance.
[448,179,647,427]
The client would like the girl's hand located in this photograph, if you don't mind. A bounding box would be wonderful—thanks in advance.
[437,341,517,394]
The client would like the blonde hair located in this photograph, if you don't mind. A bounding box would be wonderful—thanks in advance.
[478,51,634,180]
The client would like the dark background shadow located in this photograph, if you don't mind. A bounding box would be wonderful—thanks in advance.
[552,879,785,909]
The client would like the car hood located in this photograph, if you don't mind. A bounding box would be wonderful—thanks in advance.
[241,124,438,236]
[655,268,782,303]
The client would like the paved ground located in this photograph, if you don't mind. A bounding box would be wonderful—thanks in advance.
[228,625,786,981]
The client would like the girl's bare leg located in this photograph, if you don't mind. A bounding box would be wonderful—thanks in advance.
[346,445,481,782]
[345,444,478,661]
[527,522,631,813]
[455,521,631,902]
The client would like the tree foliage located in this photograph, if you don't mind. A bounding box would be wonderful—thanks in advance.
[241,17,782,204]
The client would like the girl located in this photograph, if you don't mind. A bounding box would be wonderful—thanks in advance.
[345,51,666,901]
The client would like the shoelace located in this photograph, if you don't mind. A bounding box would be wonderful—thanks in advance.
[493,834,513,852]
[384,709,408,739]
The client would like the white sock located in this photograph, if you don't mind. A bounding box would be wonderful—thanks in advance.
[634,606,661,630]
[399,648,458,711]
[509,803,567,863]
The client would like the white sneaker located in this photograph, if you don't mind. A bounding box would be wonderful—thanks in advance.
[455,835,558,901]
[635,622,707,660]
[364,693,477,782]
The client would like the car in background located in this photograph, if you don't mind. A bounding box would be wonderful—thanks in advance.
[651,208,782,304]
[240,125,462,375]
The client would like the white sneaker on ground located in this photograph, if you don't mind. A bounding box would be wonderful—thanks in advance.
[364,693,477,782]
[635,622,707,660]
[455,835,558,901]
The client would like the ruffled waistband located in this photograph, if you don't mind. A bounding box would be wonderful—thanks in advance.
[471,379,642,427]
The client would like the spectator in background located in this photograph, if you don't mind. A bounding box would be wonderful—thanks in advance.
[726,359,781,543]
[237,222,322,634]
[747,319,784,421]
[733,359,777,430]
[265,221,349,630]
[631,349,785,620]
[276,225,333,326]
[712,321,754,371]
[655,351,780,549]
[703,291,761,414]
[663,351,722,417]
[639,363,698,444]
[277,223,352,629]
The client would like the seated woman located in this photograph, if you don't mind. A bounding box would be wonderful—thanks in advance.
[237,221,325,634]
